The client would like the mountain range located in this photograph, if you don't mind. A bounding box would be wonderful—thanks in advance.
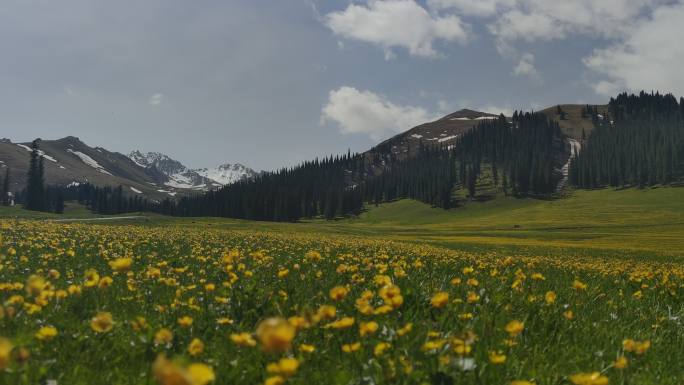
[0,136,257,199]
[0,104,604,199]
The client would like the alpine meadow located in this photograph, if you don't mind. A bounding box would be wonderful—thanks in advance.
[1,1,684,385]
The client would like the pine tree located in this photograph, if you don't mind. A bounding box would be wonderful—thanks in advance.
[1,168,9,206]
[25,139,45,211]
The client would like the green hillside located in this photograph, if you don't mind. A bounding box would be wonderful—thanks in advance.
[340,187,684,258]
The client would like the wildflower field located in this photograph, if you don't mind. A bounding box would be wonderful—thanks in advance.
[1,217,683,385]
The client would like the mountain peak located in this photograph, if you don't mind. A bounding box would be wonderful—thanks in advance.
[127,151,256,188]
[56,136,84,145]
[441,109,499,121]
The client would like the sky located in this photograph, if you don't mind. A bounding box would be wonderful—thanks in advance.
[1,0,683,171]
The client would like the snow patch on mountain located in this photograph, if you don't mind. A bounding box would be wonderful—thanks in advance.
[438,135,458,143]
[67,149,112,175]
[17,144,58,162]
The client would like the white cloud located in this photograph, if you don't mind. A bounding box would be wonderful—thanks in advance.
[322,86,436,140]
[584,2,684,97]
[512,52,539,80]
[488,0,664,44]
[325,0,470,58]
[427,0,516,17]
[489,9,563,43]
[149,93,164,106]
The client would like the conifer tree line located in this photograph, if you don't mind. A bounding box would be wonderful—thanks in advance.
[166,111,563,221]
[570,91,684,188]
[16,182,150,215]
[21,140,65,213]
[453,112,564,197]
[1,168,10,206]
[169,152,366,221]
[362,144,456,208]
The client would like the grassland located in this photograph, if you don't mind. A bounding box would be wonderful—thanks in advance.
[1,187,682,384]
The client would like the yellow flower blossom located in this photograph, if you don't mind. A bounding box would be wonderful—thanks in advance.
[109,257,133,272]
[0,338,13,370]
[489,351,506,364]
[374,342,391,357]
[431,292,449,308]
[152,354,215,385]
[359,321,379,337]
[35,326,58,341]
[329,286,349,301]
[188,338,204,356]
[90,312,114,333]
[178,316,194,328]
[256,317,296,353]
[568,372,609,385]
[266,357,299,377]
[326,317,355,330]
[504,320,524,337]
[230,332,256,347]
[341,342,361,353]
[155,328,174,345]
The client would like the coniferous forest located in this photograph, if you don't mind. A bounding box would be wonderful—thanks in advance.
[570,92,684,188]
[165,111,564,221]
[454,112,563,197]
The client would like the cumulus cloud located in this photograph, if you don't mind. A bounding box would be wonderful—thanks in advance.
[427,0,516,17]
[488,0,664,44]
[583,2,684,97]
[148,93,164,106]
[322,86,437,140]
[512,53,540,80]
[325,0,470,58]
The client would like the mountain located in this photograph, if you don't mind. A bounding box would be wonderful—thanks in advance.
[0,136,172,198]
[195,163,258,185]
[128,151,257,188]
[370,109,503,160]
[538,104,608,139]
[0,136,256,199]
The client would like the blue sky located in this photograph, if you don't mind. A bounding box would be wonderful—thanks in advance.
[1,0,683,170]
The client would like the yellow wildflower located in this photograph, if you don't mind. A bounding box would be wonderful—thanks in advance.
[109,257,133,272]
[329,286,349,301]
[187,338,204,356]
[489,351,507,364]
[90,312,114,333]
[374,342,391,357]
[230,332,256,347]
[256,317,296,353]
[504,320,524,337]
[359,321,379,337]
[266,357,299,377]
[431,292,449,308]
[35,326,58,341]
[568,372,609,385]
[155,328,174,345]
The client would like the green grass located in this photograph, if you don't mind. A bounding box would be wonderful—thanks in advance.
[1,213,683,384]
[133,186,684,260]
[2,188,684,384]
[337,187,684,256]
[3,187,683,259]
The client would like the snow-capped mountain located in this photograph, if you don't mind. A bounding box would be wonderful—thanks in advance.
[195,163,258,186]
[128,150,257,189]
